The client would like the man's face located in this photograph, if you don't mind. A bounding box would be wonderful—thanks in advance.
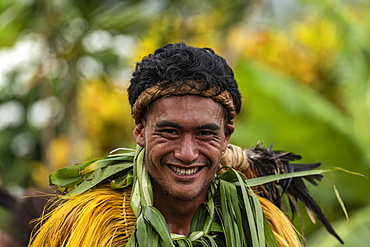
[134,95,234,201]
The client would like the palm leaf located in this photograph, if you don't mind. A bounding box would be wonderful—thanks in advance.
[142,205,176,247]
[61,161,133,197]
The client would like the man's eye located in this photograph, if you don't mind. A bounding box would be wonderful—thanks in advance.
[161,129,178,135]
[197,131,216,137]
[199,131,211,136]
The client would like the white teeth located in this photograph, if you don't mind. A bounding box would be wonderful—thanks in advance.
[171,166,199,175]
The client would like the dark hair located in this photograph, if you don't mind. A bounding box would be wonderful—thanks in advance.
[128,43,242,119]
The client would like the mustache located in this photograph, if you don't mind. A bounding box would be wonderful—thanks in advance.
[161,157,211,166]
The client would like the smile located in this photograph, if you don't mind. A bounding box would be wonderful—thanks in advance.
[170,166,199,175]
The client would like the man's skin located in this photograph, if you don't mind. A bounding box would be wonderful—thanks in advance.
[134,95,234,236]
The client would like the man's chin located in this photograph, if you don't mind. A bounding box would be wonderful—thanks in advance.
[161,186,202,202]
[152,179,208,202]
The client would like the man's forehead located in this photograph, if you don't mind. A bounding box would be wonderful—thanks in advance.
[151,95,224,113]
[147,95,225,124]
[131,82,237,124]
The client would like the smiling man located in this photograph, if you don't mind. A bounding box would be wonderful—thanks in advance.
[28,43,342,247]
[134,95,233,236]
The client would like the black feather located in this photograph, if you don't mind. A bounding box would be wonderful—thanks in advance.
[244,143,344,244]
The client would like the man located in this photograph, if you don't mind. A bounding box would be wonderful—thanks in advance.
[28,43,342,246]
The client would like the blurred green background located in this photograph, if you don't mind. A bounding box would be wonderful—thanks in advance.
[0,0,369,246]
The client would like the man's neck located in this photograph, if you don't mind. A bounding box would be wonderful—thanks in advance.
[152,186,207,236]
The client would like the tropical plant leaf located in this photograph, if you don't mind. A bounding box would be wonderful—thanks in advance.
[262,214,279,247]
[110,169,134,189]
[142,205,176,247]
[209,221,222,233]
[130,178,141,217]
[189,231,204,242]
[230,170,261,247]
[136,214,150,246]
[48,160,98,187]
[79,154,135,175]
[48,151,136,188]
[244,169,328,187]
[333,184,349,223]
[250,187,265,247]
[190,204,208,233]
[134,146,153,206]
[61,161,133,197]
[219,179,240,246]
[199,235,218,247]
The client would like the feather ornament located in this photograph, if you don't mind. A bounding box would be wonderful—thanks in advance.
[242,143,344,244]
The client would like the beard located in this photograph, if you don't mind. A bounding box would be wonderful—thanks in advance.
[149,174,211,202]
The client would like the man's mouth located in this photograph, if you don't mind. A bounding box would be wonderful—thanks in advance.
[170,166,199,175]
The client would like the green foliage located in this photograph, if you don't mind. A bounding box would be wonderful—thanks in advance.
[233,61,369,205]
[48,148,136,196]
[307,204,370,247]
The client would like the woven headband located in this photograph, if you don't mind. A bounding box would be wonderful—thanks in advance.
[132,82,237,124]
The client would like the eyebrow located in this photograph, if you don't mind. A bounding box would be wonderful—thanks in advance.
[155,121,221,131]
[196,123,221,131]
[155,120,181,129]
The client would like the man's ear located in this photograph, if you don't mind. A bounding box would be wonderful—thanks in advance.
[133,122,145,147]
[223,124,234,150]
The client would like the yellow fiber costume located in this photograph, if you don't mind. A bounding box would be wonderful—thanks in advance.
[29,186,300,247]
[28,144,342,247]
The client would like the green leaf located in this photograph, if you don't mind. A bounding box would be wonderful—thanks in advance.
[175,239,191,247]
[232,170,260,247]
[190,204,208,232]
[142,205,176,247]
[110,169,133,189]
[79,154,134,175]
[189,231,204,242]
[199,235,218,247]
[219,179,243,246]
[136,214,149,246]
[48,150,136,190]
[250,190,265,247]
[333,184,349,223]
[48,160,96,187]
[245,169,328,187]
[61,161,132,197]
[130,178,141,217]
[134,146,153,206]
[262,214,279,247]
[209,221,222,233]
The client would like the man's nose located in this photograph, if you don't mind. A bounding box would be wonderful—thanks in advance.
[173,135,199,164]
